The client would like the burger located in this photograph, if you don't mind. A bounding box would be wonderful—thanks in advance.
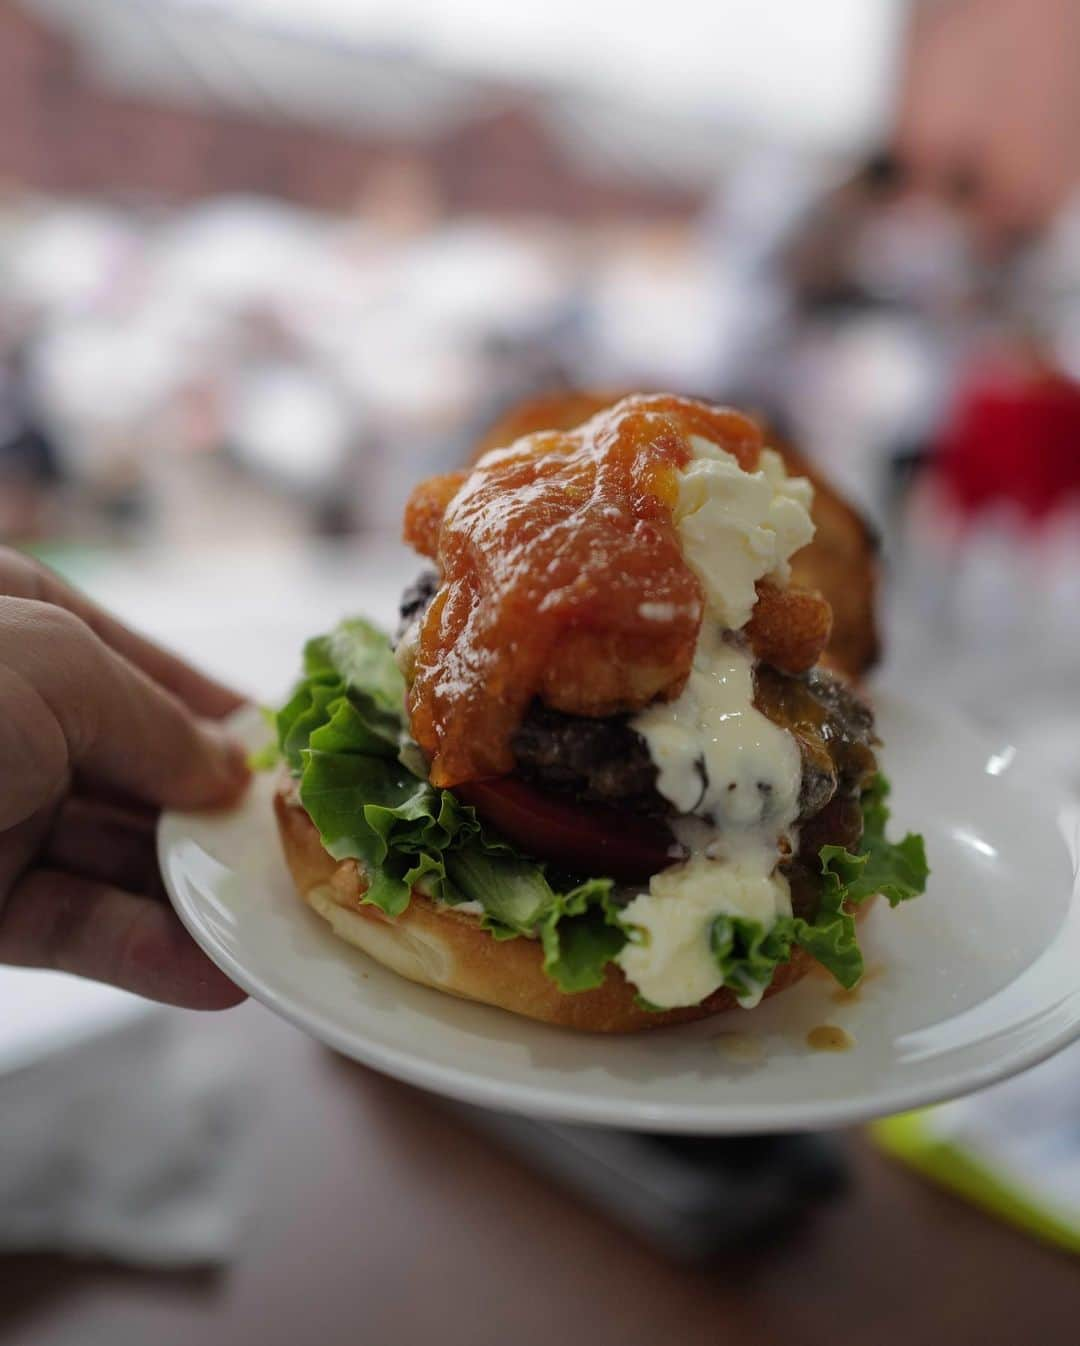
[272,394,927,1032]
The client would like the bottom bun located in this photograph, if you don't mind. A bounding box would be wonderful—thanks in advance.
[274,783,850,1034]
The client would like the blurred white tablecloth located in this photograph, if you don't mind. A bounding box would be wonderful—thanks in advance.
[67,534,414,703]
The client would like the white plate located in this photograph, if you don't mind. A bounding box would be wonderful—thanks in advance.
[160,699,1080,1133]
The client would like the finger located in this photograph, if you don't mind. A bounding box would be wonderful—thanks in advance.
[71,773,159,821]
[0,796,63,904]
[0,551,246,718]
[43,797,164,899]
[0,868,246,1010]
[0,598,250,814]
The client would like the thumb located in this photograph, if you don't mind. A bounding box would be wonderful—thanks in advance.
[2,599,249,813]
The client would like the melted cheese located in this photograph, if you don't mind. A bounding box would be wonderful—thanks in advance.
[616,442,812,1011]
[675,438,814,629]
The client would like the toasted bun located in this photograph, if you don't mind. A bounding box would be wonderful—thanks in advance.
[777,437,881,681]
[274,781,842,1033]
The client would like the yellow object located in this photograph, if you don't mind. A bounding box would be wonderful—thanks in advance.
[872,1108,1080,1258]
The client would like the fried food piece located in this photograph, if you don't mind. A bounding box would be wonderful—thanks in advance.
[403,471,468,560]
[475,392,880,680]
[745,580,832,675]
[539,627,693,719]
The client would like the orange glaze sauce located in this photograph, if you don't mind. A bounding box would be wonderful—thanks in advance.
[402,394,764,787]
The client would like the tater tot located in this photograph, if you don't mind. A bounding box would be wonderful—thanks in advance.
[746,581,833,675]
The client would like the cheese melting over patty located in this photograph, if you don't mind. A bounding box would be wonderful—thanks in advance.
[616,440,814,1010]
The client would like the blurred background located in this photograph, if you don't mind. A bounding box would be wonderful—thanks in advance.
[2,0,1080,754]
[2,2,1080,1342]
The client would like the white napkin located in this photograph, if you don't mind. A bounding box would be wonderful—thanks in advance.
[0,970,256,1266]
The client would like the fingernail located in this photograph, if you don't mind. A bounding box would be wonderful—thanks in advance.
[206,730,251,799]
[222,737,252,785]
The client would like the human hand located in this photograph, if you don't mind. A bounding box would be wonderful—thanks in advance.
[0,551,249,1008]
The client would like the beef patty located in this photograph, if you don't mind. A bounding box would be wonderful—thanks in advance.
[397,569,878,880]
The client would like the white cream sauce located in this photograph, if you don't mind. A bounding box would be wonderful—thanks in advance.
[675,437,814,629]
[617,852,792,1010]
[615,438,813,1011]
[631,625,801,831]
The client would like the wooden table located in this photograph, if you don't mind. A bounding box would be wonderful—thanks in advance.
[0,1004,1075,1346]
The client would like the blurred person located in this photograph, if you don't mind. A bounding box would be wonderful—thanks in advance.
[458,317,584,467]
[753,150,982,527]
[0,551,249,1008]
[782,150,910,315]
[851,163,978,317]
[222,306,364,536]
[778,148,987,322]
[698,145,824,409]
[0,333,65,542]
[349,153,444,249]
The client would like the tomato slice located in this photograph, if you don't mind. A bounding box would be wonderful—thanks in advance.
[455,777,675,884]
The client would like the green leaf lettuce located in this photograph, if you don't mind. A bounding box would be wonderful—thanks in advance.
[275,618,929,1006]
